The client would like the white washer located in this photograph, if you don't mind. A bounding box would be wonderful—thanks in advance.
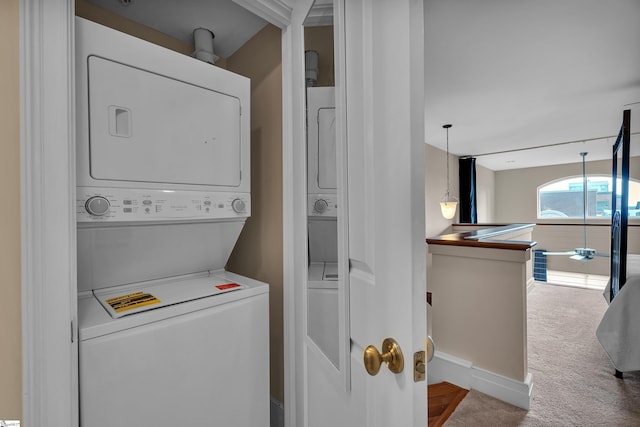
[307,262,339,367]
[78,271,269,427]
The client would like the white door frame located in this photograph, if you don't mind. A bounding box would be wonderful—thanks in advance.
[20,1,294,425]
[280,5,307,427]
[20,1,78,426]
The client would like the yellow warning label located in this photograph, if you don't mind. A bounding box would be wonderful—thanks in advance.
[106,292,160,313]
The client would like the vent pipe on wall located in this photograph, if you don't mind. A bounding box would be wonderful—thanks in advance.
[305,50,319,87]
[193,28,219,64]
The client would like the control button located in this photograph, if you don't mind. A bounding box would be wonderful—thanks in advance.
[314,199,329,214]
[204,201,212,206]
[123,208,132,213]
[231,198,246,214]
[145,207,150,213]
[123,200,132,205]
[85,196,110,216]
[142,200,153,205]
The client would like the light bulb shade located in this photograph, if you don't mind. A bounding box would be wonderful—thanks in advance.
[440,124,457,220]
[440,201,458,219]
[440,193,458,220]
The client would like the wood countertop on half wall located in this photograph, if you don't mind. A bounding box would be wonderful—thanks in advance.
[426,223,537,251]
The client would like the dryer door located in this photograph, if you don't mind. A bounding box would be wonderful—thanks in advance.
[87,56,241,187]
[307,87,336,194]
[317,106,337,189]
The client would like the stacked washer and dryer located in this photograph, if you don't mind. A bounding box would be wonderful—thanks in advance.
[306,87,340,368]
[75,18,268,426]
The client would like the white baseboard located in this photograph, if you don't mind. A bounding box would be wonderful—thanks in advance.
[428,351,533,410]
[270,396,284,427]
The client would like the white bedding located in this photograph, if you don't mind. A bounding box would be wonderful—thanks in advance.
[596,255,640,372]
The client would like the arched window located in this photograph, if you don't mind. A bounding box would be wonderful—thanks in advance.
[537,175,640,219]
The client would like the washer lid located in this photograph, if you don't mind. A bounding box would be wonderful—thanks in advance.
[78,271,269,341]
[94,274,245,319]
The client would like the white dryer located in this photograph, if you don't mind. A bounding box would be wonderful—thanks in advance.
[307,86,338,217]
[75,18,268,427]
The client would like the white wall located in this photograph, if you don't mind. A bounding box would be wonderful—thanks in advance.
[429,241,531,382]
[476,163,495,223]
[425,143,458,237]
[425,143,458,338]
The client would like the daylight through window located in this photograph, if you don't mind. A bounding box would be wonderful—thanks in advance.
[537,176,640,219]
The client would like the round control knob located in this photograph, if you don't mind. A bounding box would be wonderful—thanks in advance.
[231,198,246,213]
[314,199,329,214]
[85,196,110,216]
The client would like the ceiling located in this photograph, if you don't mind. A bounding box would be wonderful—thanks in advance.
[87,0,268,59]
[89,0,639,171]
[424,0,640,170]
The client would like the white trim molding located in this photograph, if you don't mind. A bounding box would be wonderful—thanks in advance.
[233,0,292,29]
[428,351,533,410]
[280,1,316,426]
[527,276,536,294]
[20,0,77,426]
[280,21,298,427]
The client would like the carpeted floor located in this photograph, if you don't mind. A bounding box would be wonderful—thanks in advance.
[444,283,640,426]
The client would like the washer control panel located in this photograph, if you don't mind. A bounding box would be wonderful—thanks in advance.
[77,187,250,222]
[307,194,338,217]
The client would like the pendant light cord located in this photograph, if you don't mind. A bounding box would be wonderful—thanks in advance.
[581,152,587,248]
[444,124,452,199]
[446,129,450,197]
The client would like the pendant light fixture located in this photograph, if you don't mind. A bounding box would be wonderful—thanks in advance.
[440,124,458,219]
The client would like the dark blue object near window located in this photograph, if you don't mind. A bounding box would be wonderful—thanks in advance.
[459,157,477,223]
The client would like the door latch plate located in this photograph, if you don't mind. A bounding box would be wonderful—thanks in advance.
[414,350,425,382]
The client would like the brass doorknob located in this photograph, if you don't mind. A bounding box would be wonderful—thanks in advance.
[363,338,404,375]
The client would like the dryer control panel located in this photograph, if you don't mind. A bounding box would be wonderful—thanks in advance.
[77,187,250,222]
[307,194,338,217]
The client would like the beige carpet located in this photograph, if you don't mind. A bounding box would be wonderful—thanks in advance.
[444,283,640,426]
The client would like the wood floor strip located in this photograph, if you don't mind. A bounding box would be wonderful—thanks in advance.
[428,382,469,427]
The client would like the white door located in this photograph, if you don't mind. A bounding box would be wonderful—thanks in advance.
[297,0,427,425]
